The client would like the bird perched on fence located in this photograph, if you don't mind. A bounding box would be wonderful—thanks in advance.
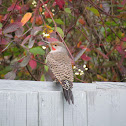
[46,41,74,104]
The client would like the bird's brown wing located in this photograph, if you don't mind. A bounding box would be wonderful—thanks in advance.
[46,52,73,87]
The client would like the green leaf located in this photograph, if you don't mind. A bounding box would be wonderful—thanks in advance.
[57,27,64,37]
[3,51,12,56]
[47,18,53,23]
[52,27,64,37]
[54,19,64,25]
[0,23,2,28]
[44,65,48,72]
[86,7,99,16]
[105,21,119,26]
[0,66,12,74]
[30,46,45,55]
[11,47,22,56]
[100,27,105,33]
[117,31,122,38]
[40,74,45,81]
[64,8,71,14]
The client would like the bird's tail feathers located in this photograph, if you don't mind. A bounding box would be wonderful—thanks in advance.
[61,80,74,104]
[63,88,74,104]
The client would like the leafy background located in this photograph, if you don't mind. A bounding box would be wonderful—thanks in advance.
[0,0,126,82]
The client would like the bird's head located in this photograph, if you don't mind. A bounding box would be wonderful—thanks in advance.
[49,41,67,53]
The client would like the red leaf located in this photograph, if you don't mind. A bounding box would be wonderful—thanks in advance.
[52,1,56,7]
[81,54,91,61]
[123,37,126,42]
[116,45,126,55]
[29,59,37,69]
[0,29,2,35]
[7,3,21,11]
[0,38,8,45]
[3,22,22,34]
[2,14,9,21]
[122,0,126,5]
[79,45,90,52]
[55,0,65,10]
[44,11,53,18]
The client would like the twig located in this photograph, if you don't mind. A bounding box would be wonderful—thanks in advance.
[22,28,32,36]
[41,0,57,28]
[32,58,47,65]
[26,65,38,81]
[1,41,13,52]
[40,36,50,44]
[75,26,91,44]
[40,0,75,64]
[39,12,46,25]
[32,0,40,27]
[74,76,86,83]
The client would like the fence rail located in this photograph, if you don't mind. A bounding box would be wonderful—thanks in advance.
[0,79,126,126]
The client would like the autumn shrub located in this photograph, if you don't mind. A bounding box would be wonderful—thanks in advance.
[0,0,126,82]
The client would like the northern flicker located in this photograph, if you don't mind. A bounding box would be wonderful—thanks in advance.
[46,41,74,104]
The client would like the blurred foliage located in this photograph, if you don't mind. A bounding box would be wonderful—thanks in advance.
[0,0,126,82]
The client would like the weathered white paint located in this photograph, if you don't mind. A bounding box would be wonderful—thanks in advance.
[64,91,87,126]
[87,90,126,126]
[39,92,63,126]
[0,79,126,126]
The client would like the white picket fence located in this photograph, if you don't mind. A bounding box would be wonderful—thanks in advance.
[0,79,126,126]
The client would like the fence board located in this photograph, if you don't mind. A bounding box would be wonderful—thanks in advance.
[0,91,26,126]
[64,91,87,126]
[0,80,126,126]
[87,89,126,126]
[26,92,38,126]
[0,92,7,126]
[39,91,63,126]
[0,80,96,91]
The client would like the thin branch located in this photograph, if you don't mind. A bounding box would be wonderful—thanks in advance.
[22,28,32,36]
[32,58,47,65]
[26,65,38,81]
[40,0,75,64]
[32,0,40,27]
[41,0,57,28]
[75,26,91,44]
[74,76,86,83]
[1,41,13,52]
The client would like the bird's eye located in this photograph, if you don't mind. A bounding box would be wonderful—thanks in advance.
[54,45,57,46]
